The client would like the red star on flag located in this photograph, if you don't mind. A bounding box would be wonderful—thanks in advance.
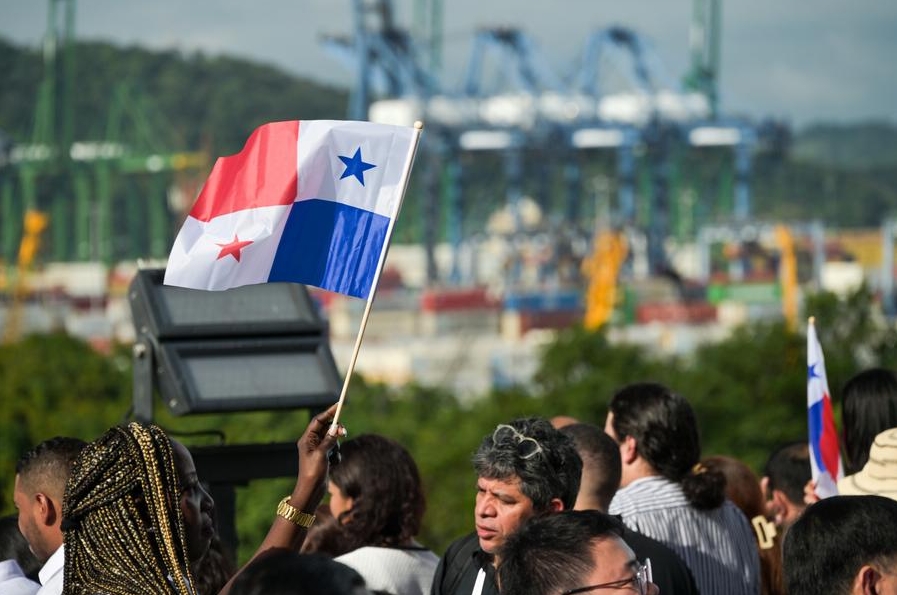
[215,235,253,262]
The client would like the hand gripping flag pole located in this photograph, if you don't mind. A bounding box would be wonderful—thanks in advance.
[806,316,843,498]
[328,121,423,433]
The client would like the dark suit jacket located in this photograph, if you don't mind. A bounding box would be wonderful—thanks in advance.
[431,533,499,595]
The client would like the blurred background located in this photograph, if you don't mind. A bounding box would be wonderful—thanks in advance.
[2,0,897,563]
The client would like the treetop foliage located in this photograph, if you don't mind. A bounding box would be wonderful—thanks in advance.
[2,287,896,561]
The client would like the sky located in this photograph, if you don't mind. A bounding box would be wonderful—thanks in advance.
[2,0,896,130]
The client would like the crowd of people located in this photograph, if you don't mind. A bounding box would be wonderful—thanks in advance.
[3,369,897,595]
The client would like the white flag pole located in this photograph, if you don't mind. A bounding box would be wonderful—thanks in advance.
[329,121,424,433]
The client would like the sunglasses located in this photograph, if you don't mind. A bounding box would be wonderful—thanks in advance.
[560,560,652,595]
[492,424,544,459]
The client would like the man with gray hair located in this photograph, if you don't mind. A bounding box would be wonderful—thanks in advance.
[430,417,582,595]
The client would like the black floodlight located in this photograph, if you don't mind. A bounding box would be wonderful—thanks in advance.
[129,268,341,419]
[129,268,326,339]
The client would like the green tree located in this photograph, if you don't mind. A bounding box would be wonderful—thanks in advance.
[0,333,131,507]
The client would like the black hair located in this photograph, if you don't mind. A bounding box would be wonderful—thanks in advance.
[229,549,367,595]
[608,382,725,510]
[328,434,425,553]
[763,441,811,504]
[192,534,237,595]
[784,495,897,595]
[498,510,626,595]
[63,423,194,595]
[300,505,350,557]
[473,417,582,511]
[841,368,897,474]
[15,436,87,498]
[560,423,621,511]
[0,513,41,580]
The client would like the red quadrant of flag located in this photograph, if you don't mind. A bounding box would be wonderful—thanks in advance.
[189,121,299,222]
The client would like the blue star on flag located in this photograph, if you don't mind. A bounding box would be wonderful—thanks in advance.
[339,147,376,186]
[808,363,820,381]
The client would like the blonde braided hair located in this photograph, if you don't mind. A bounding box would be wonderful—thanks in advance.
[62,423,195,595]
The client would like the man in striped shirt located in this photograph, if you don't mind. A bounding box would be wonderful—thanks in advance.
[605,382,761,595]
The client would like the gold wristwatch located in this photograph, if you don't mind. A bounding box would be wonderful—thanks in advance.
[276,496,316,528]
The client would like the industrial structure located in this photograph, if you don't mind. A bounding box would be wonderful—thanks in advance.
[321,0,791,330]
[3,0,874,359]
[0,0,206,267]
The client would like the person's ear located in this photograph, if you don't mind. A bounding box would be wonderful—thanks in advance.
[35,493,60,527]
[547,497,564,512]
[620,435,638,465]
[770,490,788,526]
[857,565,880,595]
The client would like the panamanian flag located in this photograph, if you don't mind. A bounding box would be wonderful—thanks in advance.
[164,120,418,299]
[807,317,843,498]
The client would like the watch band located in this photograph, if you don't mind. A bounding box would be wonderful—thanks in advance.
[276,496,316,528]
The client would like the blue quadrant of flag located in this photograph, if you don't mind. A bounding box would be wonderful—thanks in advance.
[268,198,390,298]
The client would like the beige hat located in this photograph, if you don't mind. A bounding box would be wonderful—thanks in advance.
[838,427,897,500]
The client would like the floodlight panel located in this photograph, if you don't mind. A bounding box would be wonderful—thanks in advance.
[159,284,317,327]
[187,352,332,400]
[130,268,326,339]
[157,338,341,415]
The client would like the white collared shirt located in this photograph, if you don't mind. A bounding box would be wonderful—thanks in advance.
[0,559,40,595]
[36,545,64,595]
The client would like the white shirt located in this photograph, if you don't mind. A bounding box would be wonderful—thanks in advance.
[0,559,40,595]
[336,545,439,595]
[36,546,64,595]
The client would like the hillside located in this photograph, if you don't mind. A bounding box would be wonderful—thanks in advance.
[2,36,897,234]
[791,121,897,170]
[0,36,349,157]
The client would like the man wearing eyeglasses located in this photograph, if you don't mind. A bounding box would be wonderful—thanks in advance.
[498,510,659,595]
[430,418,582,595]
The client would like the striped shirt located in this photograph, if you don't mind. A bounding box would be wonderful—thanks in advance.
[609,476,760,595]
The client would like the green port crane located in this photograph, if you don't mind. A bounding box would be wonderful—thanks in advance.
[1,0,208,266]
[684,0,721,119]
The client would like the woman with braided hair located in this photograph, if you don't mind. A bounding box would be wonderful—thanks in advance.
[62,423,195,595]
[61,404,345,595]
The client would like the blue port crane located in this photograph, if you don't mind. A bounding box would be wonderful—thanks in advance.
[320,0,781,289]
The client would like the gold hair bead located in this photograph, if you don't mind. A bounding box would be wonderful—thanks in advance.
[276,497,316,528]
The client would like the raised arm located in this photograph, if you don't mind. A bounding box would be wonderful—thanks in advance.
[219,403,345,594]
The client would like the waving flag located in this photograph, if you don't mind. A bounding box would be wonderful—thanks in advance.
[807,317,843,498]
[164,120,419,299]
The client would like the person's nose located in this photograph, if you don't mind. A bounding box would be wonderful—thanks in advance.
[200,484,215,513]
[475,495,496,518]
